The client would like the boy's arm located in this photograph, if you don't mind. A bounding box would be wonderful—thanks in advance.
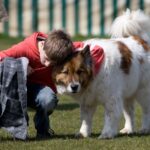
[0,42,34,75]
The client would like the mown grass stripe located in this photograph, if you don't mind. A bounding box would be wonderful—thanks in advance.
[32,0,38,32]
[17,0,23,36]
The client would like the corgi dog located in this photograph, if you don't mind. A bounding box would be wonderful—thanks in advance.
[52,9,150,139]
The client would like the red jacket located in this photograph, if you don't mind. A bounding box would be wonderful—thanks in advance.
[0,32,57,93]
[73,41,105,75]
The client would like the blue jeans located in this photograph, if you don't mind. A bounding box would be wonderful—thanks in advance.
[27,83,58,134]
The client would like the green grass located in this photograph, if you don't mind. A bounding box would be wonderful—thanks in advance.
[0,34,24,49]
[0,34,150,150]
[0,33,109,49]
[0,96,149,150]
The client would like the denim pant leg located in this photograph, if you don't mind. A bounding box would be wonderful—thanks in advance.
[27,83,58,134]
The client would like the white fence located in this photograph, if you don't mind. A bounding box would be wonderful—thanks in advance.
[0,0,149,37]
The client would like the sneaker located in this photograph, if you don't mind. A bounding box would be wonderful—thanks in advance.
[36,128,55,139]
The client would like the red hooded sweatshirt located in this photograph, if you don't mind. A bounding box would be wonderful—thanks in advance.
[73,41,105,76]
[0,32,57,93]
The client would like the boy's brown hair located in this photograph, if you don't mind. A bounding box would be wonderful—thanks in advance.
[43,30,74,65]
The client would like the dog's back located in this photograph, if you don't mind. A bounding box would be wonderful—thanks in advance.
[79,36,150,102]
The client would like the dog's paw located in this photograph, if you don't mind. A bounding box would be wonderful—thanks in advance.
[75,132,85,139]
[75,131,90,139]
[120,128,133,134]
[98,133,116,139]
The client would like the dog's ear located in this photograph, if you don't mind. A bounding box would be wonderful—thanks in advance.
[80,45,92,68]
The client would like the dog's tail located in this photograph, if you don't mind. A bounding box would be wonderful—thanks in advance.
[110,9,150,43]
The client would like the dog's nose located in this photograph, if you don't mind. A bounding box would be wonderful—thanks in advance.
[71,84,78,92]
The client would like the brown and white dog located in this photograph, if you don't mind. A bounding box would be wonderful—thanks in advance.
[52,9,150,139]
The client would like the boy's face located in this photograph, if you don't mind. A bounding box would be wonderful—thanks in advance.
[40,49,51,67]
[38,41,51,67]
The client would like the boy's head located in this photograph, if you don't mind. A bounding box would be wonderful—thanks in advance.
[42,30,74,66]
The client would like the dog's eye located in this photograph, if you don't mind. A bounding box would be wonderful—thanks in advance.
[61,70,68,74]
[77,69,84,75]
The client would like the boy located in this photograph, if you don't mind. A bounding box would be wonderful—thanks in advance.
[0,30,74,138]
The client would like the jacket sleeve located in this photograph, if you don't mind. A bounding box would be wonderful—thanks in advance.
[91,45,105,75]
[73,41,84,51]
[0,41,28,61]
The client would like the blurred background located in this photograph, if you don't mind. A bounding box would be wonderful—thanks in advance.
[0,0,150,38]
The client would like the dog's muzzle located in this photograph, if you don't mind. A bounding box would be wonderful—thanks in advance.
[71,84,79,92]
[68,82,81,93]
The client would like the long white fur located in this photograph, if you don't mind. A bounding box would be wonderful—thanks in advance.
[56,9,150,139]
[110,9,150,44]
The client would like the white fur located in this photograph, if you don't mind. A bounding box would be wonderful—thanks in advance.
[110,9,150,44]
[56,9,150,139]
[57,37,150,139]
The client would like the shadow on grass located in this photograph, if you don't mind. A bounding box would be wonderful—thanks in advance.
[91,132,150,139]
[0,133,76,142]
[1,132,150,142]
[56,103,79,111]
[28,134,77,142]
[27,103,79,112]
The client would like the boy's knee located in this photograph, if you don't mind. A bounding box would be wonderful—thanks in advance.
[46,95,58,113]
[36,87,58,113]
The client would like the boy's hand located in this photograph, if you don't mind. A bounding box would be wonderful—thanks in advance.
[27,66,33,75]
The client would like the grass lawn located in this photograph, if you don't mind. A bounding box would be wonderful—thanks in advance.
[0,34,150,150]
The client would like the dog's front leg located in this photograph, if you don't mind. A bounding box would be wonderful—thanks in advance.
[75,104,97,138]
[99,97,123,139]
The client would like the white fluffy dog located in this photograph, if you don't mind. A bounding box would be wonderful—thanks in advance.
[52,9,150,139]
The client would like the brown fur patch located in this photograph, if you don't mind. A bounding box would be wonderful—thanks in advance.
[117,41,132,74]
[133,36,150,52]
[52,53,93,89]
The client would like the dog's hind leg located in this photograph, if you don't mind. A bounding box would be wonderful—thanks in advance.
[136,88,150,134]
[99,95,123,139]
[120,98,135,134]
[75,104,97,138]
